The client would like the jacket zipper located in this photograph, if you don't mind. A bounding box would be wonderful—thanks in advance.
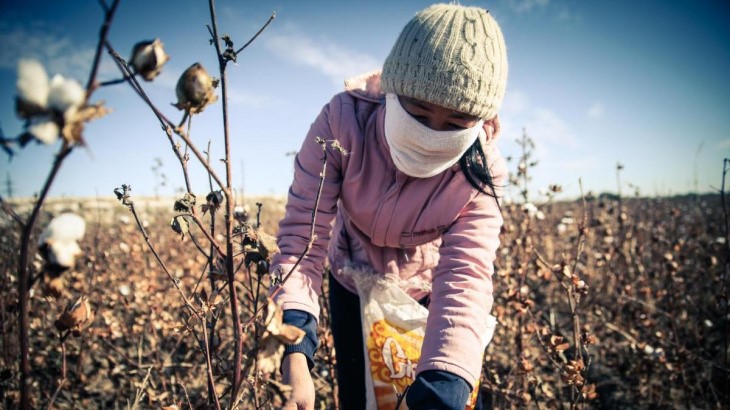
[372,171,399,246]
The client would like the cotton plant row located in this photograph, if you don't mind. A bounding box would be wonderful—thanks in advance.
[494,129,729,408]
[493,128,598,408]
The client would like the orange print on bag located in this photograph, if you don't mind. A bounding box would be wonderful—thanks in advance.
[366,319,479,410]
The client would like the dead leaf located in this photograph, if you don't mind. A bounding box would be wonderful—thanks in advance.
[55,296,94,336]
[61,102,111,145]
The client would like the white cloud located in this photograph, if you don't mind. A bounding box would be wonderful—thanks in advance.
[588,101,605,118]
[505,0,549,14]
[264,32,380,85]
[499,90,578,161]
[556,9,582,24]
[226,87,281,108]
[501,90,530,115]
[0,27,116,81]
[553,156,601,171]
[527,108,577,148]
[716,139,730,149]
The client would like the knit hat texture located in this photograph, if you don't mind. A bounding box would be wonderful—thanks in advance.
[381,3,508,120]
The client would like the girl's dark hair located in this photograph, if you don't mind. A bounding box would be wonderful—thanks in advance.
[459,139,500,200]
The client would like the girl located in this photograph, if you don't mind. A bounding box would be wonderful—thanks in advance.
[272,3,508,409]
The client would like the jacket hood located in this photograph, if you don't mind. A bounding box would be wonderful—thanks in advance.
[344,70,384,103]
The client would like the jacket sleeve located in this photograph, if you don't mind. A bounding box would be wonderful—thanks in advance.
[269,95,346,320]
[406,370,472,410]
[416,148,507,389]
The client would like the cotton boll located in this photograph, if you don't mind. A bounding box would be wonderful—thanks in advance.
[521,202,542,219]
[39,213,86,271]
[45,240,83,268]
[16,59,50,119]
[130,38,170,81]
[48,74,85,114]
[27,115,60,145]
[16,59,49,111]
[521,202,537,215]
[174,63,218,113]
[40,213,86,244]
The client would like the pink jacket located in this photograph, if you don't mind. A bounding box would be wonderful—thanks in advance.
[271,72,507,385]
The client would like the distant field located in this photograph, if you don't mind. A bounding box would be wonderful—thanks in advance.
[0,194,727,409]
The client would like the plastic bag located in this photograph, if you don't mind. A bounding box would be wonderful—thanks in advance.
[348,267,497,410]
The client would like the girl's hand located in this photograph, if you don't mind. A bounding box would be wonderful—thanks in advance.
[282,353,315,410]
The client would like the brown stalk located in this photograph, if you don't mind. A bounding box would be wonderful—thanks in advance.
[206,0,245,404]
[14,3,120,407]
[201,312,222,410]
[125,196,200,317]
[0,194,24,228]
[566,179,589,409]
[45,332,69,410]
[204,140,223,407]
[720,158,730,374]
[615,162,624,230]
[17,144,70,410]
[178,212,226,259]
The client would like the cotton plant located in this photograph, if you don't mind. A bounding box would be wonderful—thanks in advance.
[14,59,110,148]
[38,212,86,272]
[521,202,545,220]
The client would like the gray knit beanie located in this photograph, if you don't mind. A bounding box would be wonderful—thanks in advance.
[381,3,508,120]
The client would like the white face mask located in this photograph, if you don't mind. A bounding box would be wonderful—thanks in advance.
[384,93,483,178]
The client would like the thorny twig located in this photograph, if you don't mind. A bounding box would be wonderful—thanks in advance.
[129,367,153,410]
[720,159,730,372]
[0,193,25,228]
[526,310,566,370]
[98,76,130,87]
[203,140,224,408]
[234,12,277,56]
[178,212,226,259]
[201,312,222,410]
[85,0,119,95]
[268,138,331,300]
[206,0,243,403]
[45,332,69,410]
[115,187,200,319]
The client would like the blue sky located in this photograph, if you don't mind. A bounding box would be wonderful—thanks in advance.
[1,0,729,202]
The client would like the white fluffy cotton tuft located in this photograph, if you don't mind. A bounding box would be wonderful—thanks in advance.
[40,213,86,244]
[47,241,83,268]
[39,213,87,269]
[17,59,49,108]
[47,74,85,113]
[27,115,60,145]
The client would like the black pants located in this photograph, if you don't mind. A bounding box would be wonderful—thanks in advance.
[327,271,491,409]
[328,271,368,409]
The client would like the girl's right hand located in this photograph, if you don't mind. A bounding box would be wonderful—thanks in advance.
[282,353,315,410]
